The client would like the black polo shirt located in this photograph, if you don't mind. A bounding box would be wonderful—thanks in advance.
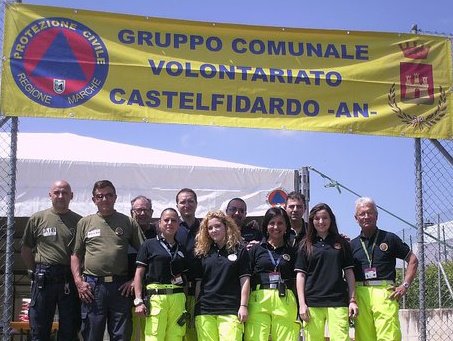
[295,234,353,307]
[136,235,188,285]
[194,244,250,315]
[249,239,297,289]
[241,224,263,243]
[289,219,307,248]
[127,224,158,278]
[350,228,411,282]
[176,219,201,282]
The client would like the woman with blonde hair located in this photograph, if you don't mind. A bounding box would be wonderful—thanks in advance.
[194,210,251,341]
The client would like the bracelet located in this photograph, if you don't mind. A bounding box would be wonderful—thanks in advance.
[349,298,357,303]
[240,304,248,307]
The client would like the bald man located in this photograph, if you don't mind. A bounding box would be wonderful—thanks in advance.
[21,180,82,341]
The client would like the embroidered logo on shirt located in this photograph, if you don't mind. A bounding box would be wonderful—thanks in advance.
[282,254,291,261]
[87,229,101,238]
[379,243,389,251]
[42,227,57,237]
[228,254,238,261]
[115,227,124,236]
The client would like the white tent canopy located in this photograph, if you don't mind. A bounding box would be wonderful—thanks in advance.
[0,132,296,218]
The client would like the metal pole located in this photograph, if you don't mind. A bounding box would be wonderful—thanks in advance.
[301,167,310,221]
[415,138,426,341]
[402,229,407,308]
[429,139,453,167]
[438,262,453,300]
[437,215,441,308]
[2,117,18,341]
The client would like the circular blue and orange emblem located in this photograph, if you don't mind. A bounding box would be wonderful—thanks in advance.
[10,17,109,108]
[267,188,288,207]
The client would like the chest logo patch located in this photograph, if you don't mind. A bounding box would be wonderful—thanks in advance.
[87,229,101,238]
[42,227,57,237]
[282,254,291,261]
[379,242,389,251]
[228,254,238,261]
[334,243,342,250]
[115,227,124,236]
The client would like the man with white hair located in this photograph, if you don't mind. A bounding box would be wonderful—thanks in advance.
[350,197,418,341]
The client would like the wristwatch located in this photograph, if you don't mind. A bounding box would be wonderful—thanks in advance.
[402,281,410,289]
[133,298,144,306]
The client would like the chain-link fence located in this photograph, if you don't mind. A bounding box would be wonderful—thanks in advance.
[416,138,453,341]
[1,2,19,339]
[396,138,453,340]
[0,118,18,341]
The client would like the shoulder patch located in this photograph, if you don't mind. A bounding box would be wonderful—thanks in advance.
[379,242,389,251]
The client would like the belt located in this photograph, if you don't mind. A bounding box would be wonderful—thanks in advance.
[84,275,127,283]
[146,287,184,295]
[357,280,395,286]
[36,263,70,269]
[254,283,279,290]
[35,264,71,281]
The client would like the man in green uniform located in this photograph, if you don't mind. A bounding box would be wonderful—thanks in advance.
[21,180,82,341]
[71,180,144,341]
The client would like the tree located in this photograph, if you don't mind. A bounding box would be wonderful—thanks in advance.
[397,261,453,309]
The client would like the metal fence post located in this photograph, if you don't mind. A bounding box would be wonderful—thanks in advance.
[1,117,17,341]
[415,138,426,341]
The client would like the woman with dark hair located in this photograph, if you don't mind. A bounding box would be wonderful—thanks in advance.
[295,203,358,341]
[193,210,251,341]
[133,208,188,341]
[244,207,300,341]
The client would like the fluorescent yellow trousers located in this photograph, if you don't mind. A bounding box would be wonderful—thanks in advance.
[355,285,401,341]
[195,314,243,341]
[144,284,186,341]
[131,307,146,341]
[244,288,300,341]
[303,306,350,341]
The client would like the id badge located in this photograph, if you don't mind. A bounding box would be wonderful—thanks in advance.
[269,272,281,283]
[364,267,377,279]
[171,275,183,285]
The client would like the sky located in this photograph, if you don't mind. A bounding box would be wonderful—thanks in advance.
[14,0,453,239]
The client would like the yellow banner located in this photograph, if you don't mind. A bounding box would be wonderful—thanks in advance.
[1,4,452,139]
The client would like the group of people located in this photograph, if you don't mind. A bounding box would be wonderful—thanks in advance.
[21,179,418,341]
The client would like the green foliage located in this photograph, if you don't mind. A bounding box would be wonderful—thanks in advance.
[397,261,453,309]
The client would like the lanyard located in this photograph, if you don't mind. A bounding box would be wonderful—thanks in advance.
[267,249,283,272]
[158,235,179,262]
[158,235,180,277]
[359,230,379,267]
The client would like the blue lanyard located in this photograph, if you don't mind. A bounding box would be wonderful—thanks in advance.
[267,249,283,272]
